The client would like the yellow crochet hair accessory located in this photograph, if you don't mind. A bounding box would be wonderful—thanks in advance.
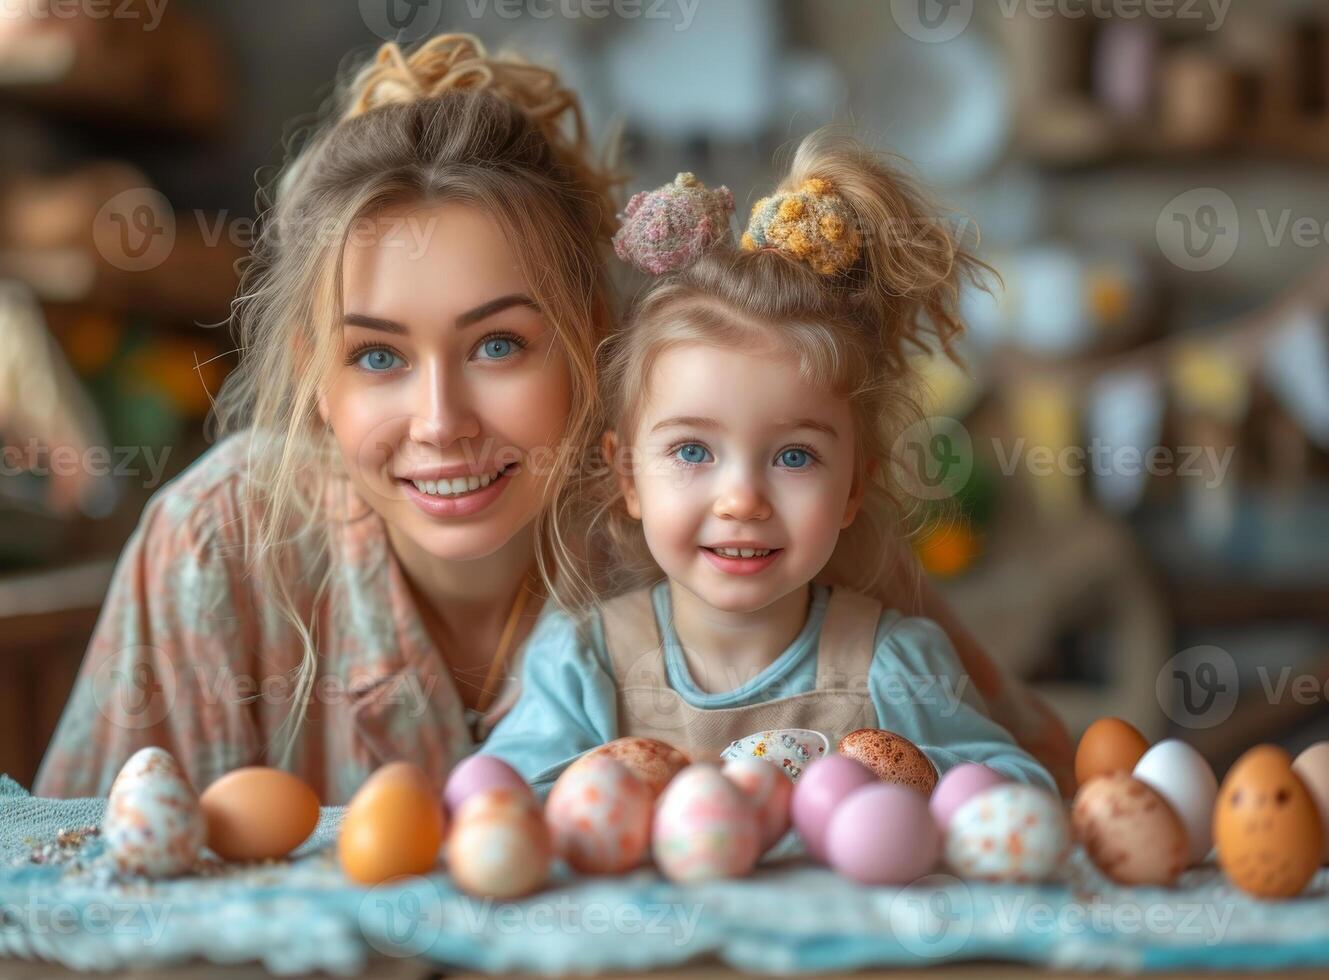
[740,177,862,276]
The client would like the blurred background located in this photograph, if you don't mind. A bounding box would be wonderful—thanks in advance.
[2,0,1327,788]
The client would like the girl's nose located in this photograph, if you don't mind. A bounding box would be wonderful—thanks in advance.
[407,363,480,447]
[713,478,772,522]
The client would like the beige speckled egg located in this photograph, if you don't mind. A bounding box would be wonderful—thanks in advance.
[447,789,551,899]
[572,737,690,799]
[837,729,937,796]
[1072,773,1187,886]
[547,756,652,874]
[652,764,759,883]
[1214,744,1323,898]
[945,783,1070,883]
[103,747,205,878]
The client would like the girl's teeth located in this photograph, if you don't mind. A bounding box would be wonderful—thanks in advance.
[713,547,771,558]
[411,466,506,497]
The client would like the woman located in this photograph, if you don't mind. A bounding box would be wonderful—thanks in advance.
[35,35,1074,804]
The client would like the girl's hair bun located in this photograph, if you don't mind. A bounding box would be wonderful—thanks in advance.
[612,172,734,275]
[740,177,862,277]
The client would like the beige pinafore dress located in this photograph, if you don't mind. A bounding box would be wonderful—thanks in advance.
[598,584,884,765]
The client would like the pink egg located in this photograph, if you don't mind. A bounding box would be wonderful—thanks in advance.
[652,764,760,883]
[443,755,532,814]
[547,756,652,874]
[722,757,793,850]
[791,755,875,861]
[930,763,1007,831]
[827,784,941,885]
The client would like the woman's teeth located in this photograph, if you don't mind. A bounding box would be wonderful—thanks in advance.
[710,547,772,558]
[411,465,509,497]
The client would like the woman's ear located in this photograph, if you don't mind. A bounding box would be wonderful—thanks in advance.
[841,458,878,528]
[601,429,641,520]
[317,393,331,428]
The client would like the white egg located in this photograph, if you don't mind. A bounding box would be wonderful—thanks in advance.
[103,747,205,877]
[1132,739,1218,865]
[945,783,1070,883]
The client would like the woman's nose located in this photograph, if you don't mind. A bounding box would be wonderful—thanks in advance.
[713,474,772,522]
[407,362,480,447]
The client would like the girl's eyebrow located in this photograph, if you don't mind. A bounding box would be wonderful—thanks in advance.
[342,294,541,334]
[649,415,838,439]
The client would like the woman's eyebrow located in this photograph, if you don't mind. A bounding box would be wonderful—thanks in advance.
[343,312,406,334]
[455,293,541,328]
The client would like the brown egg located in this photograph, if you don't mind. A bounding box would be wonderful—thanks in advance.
[1075,717,1149,788]
[1214,745,1323,898]
[1291,742,1329,863]
[837,729,938,796]
[200,767,320,862]
[1072,773,1187,886]
[570,737,690,798]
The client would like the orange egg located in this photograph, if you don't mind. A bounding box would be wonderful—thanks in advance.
[1075,717,1149,788]
[200,767,320,861]
[1214,745,1323,898]
[338,762,446,885]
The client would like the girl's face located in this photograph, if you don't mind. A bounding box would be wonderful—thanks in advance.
[320,200,572,561]
[617,341,865,614]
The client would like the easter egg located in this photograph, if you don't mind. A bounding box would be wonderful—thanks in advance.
[447,789,552,898]
[721,728,829,781]
[838,729,938,796]
[722,757,793,850]
[945,783,1069,883]
[790,755,875,861]
[1291,742,1329,863]
[1075,717,1149,788]
[1072,773,1186,886]
[103,747,205,877]
[571,737,690,798]
[338,762,446,885]
[546,756,652,874]
[652,764,760,883]
[1132,739,1218,866]
[443,755,532,814]
[826,783,940,884]
[1214,744,1323,898]
[930,763,1007,832]
[199,767,319,862]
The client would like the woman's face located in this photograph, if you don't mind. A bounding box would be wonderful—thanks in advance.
[320,200,572,561]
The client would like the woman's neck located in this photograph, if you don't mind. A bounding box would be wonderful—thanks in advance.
[668,580,811,696]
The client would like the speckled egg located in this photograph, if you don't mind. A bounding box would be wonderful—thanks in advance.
[547,756,652,874]
[571,737,690,798]
[652,764,760,883]
[945,783,1070,883]
[722,757,793,850]
[837,729,938,796]
[447,789,552,898]
[1072,773,1187,886]
[1214,744,1323,898]
[103,747,205,877]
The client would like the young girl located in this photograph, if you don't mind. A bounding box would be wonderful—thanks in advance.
[482,137,1057,795]
[35,34,1071,805]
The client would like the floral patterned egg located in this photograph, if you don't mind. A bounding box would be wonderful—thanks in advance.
[720,729,829,782]
[547,756,653,874]
[652,764,760,883]
[103,747,205,877]
[945,783,1070,883]
[572,737,689,799]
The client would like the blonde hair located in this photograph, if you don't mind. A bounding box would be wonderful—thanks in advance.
[212,34,619,764]
[591,129,989,599]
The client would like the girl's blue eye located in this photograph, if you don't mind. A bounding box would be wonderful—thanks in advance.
[779,448,812,469]
[480,337,516,359]
[357,348,403,372]
[675,443,711,465]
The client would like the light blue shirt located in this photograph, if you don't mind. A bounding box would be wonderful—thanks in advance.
[484,581,1057,797]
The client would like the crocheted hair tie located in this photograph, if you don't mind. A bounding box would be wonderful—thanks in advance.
[612,172,734,275]
[740,177,861,276]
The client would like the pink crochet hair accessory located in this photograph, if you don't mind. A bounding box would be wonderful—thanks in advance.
[612,172,735,275]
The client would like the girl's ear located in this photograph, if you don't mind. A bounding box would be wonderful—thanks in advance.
[841,458,878,528]
[602,429,641,520]
[317,393,331,427]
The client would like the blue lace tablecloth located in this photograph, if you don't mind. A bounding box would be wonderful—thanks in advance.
[2,775,1328,975]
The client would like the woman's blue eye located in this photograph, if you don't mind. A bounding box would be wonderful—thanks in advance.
[779,448,811,468]
[357,348,403,372]
[675,443,711,465]
[480,337,515,359]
